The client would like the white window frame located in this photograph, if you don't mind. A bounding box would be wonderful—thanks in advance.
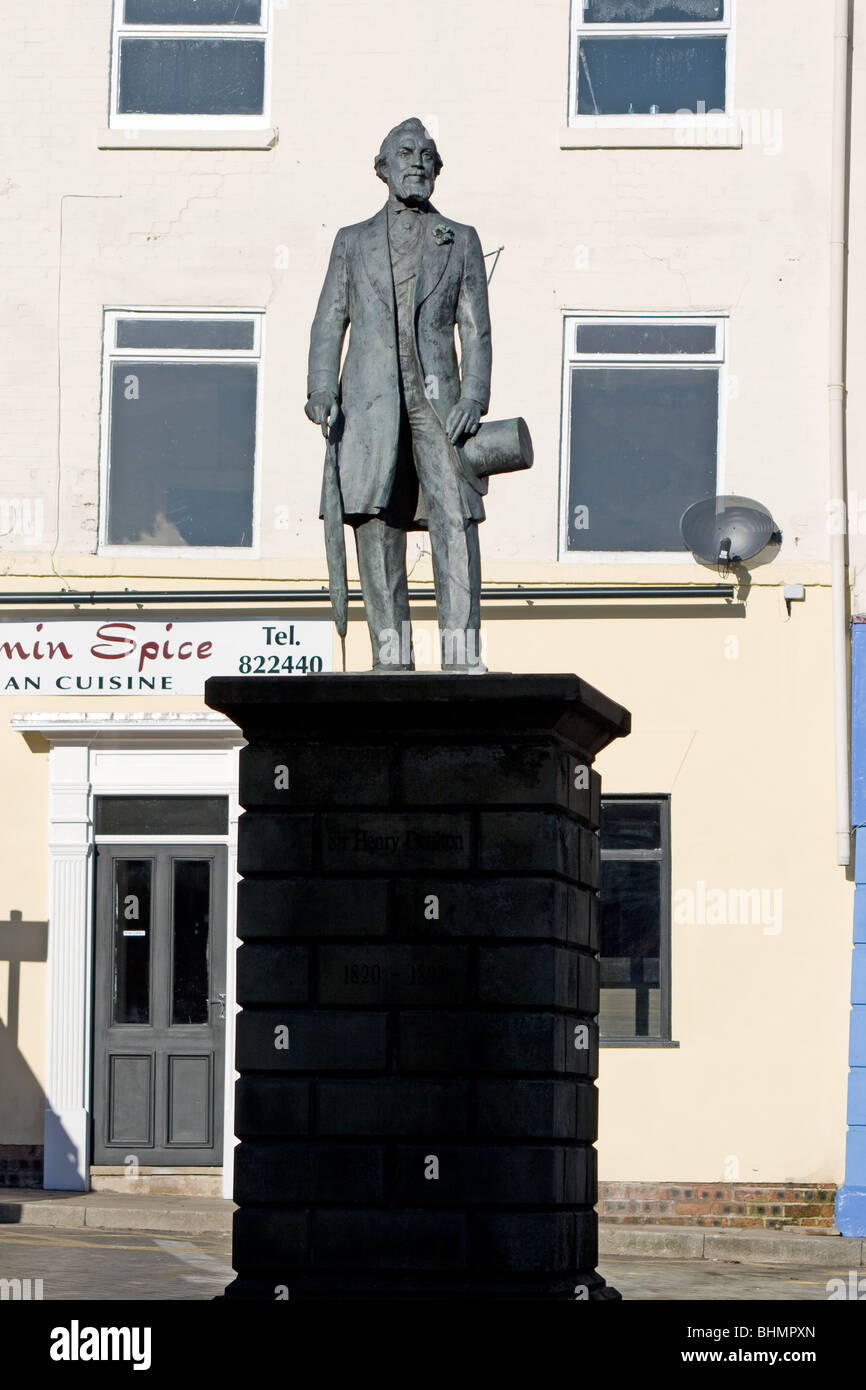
[109,0,273,130]
[558,311,729,563]
[567,0,735,129]
[99,308,265,559]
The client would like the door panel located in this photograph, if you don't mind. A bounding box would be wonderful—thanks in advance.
[167,1055,212,1146]
[93,843,226,1165]
[107,1055,153,1145]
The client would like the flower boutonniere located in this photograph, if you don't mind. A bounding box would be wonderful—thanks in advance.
[432,223,454,246]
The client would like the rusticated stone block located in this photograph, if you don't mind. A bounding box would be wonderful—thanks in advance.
[234,1143,385,1204]
[397,1012,596,1075]
[311,1211,468,1270]
[478,811,583,882]
[392,1145,591,1205]
[240,741,394,808]
[237,877,389,939]
[321,813,472,872]
[478,944,579,1009]
[237,813,314,873]
[475,1079,597,1141]
[471,1212,575,1272]
[399,741,571,810]
[234,1078,310,1138]
[235,1010,388,1072]
[317,944,472,1006]
[392,876,587,943]
[236,944,310,1005]
[317,1080,473,1137]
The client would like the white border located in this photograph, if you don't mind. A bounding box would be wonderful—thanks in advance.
[557,310,729,564]
[12,712,245,1196]
[98,308,265,560]
[109,0,273,129]
[567,0,735,128]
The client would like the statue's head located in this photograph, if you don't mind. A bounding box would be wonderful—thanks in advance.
[374,118,442,204]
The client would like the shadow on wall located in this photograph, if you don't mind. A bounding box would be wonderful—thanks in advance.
[0,910,80,1197]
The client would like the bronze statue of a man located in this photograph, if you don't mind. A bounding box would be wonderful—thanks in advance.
[305,117,492,671]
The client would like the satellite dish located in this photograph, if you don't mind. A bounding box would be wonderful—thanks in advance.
[680,495,779,574]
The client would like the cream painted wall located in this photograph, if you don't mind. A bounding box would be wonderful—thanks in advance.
[0,582,853,1176]
[0,0,841,577]
[0,0,857,1182]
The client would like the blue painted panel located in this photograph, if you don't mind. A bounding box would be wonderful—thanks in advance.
[851,1006,866,1067]
[836,1184,866,1236]
[841,627,866,1234]
[852,624,866,827]
[846,1127,866,1180]
[847,1069,866,1124]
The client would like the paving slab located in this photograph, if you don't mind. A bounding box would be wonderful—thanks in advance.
[0,1191,234,1235]
[600,1222,865,1267]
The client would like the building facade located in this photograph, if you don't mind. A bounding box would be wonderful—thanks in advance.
[0,0,861,1224]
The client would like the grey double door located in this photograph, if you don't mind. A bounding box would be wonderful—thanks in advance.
[92,844,227,1165]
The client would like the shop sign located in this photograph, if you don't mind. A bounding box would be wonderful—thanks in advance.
[0,619,333,694]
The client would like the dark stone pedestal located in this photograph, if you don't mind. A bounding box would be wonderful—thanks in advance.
[205,673,630,1301]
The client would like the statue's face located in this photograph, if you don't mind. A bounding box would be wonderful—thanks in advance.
[382,129,438,204]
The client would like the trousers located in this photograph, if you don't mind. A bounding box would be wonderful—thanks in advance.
[353,347,483,671]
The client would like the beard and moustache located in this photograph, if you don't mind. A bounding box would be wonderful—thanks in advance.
[394,172,435,205]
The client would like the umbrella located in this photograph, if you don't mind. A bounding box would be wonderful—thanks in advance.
[321,430,348,670]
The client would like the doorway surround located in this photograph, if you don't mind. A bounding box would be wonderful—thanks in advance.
[10,711,244,1196]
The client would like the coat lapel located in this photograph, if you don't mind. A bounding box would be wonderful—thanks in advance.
[415,206,453,308]
[359,207,394,309]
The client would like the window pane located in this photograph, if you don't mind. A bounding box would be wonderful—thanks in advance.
[599,860,660,1037]
[584,0,723,21]
[575,323,716,355]
[172,861,211,1025]
[113,860,151,1024]
[116,319,255,351]
[124,0,262,24]
[567,367,718,550]
[578,36,726,114]
[118,38,265,115]
[600,800,661,850]
[96,797,228,836]
[107,362,257,547]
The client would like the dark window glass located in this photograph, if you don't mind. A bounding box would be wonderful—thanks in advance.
[575,323,716,355]
[96,797,228,836]
[107,361,257,547]
[600,799,661,850]
[599,860,661,1037]
[118,38,265,115]
[578,36,726,114]
[116,319,255,351]
[172,860,211,1025]
[567,367,718,550]
[113,859,152,1024]
[584,0,723,21]
[125,0,262,21]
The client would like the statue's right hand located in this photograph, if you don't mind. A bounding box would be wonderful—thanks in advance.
[305,391,340,439]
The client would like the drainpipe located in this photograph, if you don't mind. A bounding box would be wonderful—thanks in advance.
[830,0,852,866]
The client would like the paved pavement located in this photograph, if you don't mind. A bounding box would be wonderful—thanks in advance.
[601,1255,857,1301]
[0,1192,232,1234]
[0,1227,234,1300]
[0,1226,859,1301]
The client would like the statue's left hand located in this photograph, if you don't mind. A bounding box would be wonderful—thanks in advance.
[445,398,482,443]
